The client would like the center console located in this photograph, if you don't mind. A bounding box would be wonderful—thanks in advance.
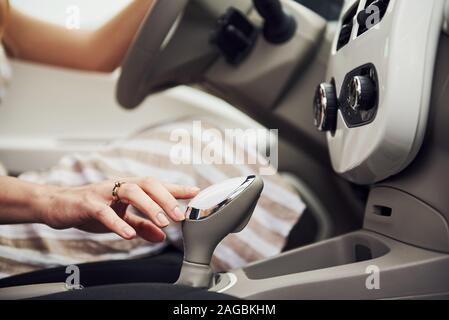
[210,230,449,299]
[209,0,449,299]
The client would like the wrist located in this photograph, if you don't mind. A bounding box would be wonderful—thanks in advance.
[29,184,58,225]
[0,177,63,225]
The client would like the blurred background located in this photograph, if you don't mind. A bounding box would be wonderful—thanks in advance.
[11,0,344,29]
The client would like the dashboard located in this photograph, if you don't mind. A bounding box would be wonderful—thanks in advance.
[314,0,446,184]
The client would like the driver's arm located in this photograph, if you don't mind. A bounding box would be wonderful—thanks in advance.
[2,0,155,72]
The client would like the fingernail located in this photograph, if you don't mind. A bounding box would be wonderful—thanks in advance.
[190,187,201,193]
[122,226,135,238]
[174,207,185,221]
[156,212,170,227]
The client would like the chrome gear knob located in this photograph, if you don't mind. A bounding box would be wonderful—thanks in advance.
[176,175,264,288]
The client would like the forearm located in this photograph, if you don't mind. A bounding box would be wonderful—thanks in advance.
[0,176,45,224]
[88,0,156,72]
[3,0,155,72]
[3,7,91,71]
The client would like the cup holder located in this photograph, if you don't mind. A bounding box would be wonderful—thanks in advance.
[243,233,390,280]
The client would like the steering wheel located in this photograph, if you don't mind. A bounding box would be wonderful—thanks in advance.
[116,0,189,109]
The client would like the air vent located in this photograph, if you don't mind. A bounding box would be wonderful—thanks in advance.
[357,0,390,36]
[336,1,359,51]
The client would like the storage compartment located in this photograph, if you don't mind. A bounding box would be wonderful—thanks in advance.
[244,233,389,280]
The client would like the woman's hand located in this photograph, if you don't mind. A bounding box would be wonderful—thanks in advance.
[35,177,200,243]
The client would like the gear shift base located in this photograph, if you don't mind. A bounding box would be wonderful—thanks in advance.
[175,261,215,288]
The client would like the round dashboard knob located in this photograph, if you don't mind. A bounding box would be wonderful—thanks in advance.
[313,83,338,132]
[348,76,376,111]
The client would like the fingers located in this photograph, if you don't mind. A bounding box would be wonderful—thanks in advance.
[89,203,166,243]
[123,178,200,200]
[106,178,200,225]
[162,182,201,199]
[118,183,172,228]
[91,205,136,240]
[124,212,166,243]
[138,179,187,222]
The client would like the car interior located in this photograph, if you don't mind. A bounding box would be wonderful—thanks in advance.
[0,0,448,300]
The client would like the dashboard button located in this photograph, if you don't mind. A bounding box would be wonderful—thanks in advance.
[313,83,338,132]
[348,76,376,111]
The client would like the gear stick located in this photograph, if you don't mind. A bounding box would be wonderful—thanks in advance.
[175,175,264,288]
